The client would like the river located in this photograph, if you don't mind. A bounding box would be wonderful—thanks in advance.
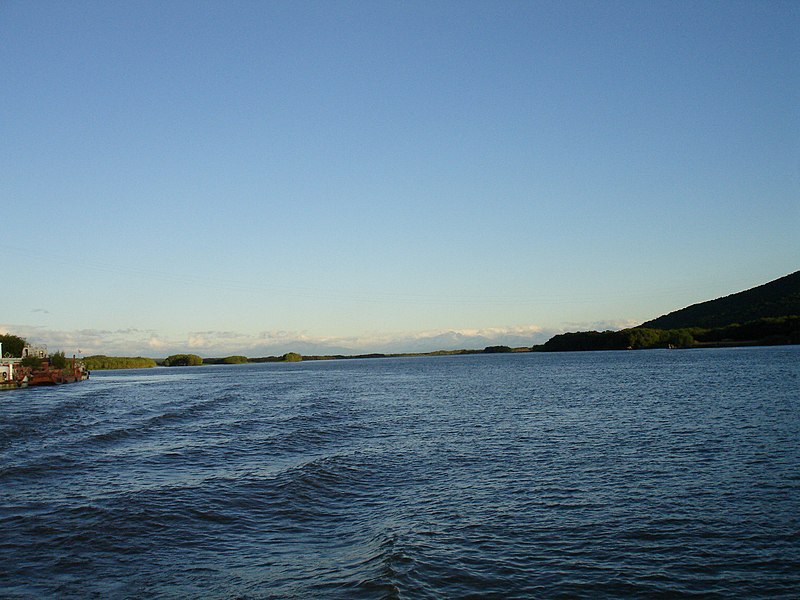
[1,346,798,598]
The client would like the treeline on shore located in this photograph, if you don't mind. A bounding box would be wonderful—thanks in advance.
[202,348,520,364]
[152,351,305,367]
[149,347,529,368]
[81,355,157,370]
[535,316,800,352]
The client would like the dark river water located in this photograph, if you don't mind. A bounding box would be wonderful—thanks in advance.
[1,347,798,598]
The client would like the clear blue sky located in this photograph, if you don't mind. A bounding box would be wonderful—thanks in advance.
[2,1,798,356]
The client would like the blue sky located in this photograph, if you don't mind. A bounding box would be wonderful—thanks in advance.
[2,1,798,356]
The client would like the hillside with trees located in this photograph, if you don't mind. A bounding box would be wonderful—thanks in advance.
[539,316,799,352]
[640,270,800,330]
[538,270,800,352]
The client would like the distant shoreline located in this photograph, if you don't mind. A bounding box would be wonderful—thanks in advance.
[79,337,800,370]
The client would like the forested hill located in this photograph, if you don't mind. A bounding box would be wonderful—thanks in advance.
[640,270,800,330]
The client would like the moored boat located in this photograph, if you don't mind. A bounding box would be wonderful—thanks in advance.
[25,360,90,386]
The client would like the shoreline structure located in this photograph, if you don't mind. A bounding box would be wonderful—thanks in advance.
[0,342,90,389]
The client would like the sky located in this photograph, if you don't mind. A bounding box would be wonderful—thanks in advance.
[1,0,798,357]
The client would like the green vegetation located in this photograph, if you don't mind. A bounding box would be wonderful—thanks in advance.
[221,355,249,364]
[641,270,800,330]
[537,327,698,352]
[536,270,800,352]
[536,316,800,352]
[201,356,250,364]
[282,352,302,362]
[163,354,203,367]
[50,351,68,369]
[0,334,27,357]
[83,355,157,370]
[20,355,44,368]
[692,315,800,346]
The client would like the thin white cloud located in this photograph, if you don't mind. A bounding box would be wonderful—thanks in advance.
[560,319,640,332]
[147,336,169,351]
[1,323,554,357]
[2,324,162,356]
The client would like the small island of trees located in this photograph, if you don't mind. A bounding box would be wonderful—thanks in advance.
[221,355,249,364]
[163,354,204,367]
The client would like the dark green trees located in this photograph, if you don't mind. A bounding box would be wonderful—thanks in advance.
[641,270,800,329]
[50,351,68,369]
[221,355,249,364]
[484,345,513,353]
[163,354,203,366]
[539,328,697,352]
[20,355,44,368]
[82,356,157,369]
[0,334,27,357]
